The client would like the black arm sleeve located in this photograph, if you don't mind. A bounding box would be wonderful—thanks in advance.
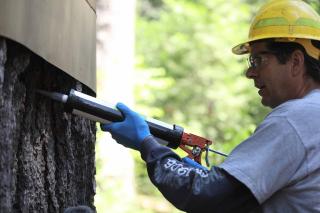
[140,136,259,213]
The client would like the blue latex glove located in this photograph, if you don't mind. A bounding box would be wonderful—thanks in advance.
[182,157,208,170]
[100,102,151,151]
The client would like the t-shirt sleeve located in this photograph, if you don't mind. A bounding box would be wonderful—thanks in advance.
[219,115,306,204]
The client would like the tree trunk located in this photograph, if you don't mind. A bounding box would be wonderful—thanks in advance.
[0,37,96,212]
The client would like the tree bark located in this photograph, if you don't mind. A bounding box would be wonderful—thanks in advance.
[0,37,96,213]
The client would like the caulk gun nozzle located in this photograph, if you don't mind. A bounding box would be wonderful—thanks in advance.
[36,90,68,103]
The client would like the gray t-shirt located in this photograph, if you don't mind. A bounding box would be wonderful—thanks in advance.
[220,89,320,213]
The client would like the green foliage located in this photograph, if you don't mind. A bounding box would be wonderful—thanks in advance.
[137,0,164,20]
[305,0,320,11]
[135,0,269,155]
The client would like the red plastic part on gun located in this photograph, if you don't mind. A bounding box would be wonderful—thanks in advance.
[179,132,212,165]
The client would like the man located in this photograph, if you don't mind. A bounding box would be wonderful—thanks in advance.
[101,0,320,212]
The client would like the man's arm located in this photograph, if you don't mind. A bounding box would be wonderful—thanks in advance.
[141,136,259,213]
[100,103,259,212]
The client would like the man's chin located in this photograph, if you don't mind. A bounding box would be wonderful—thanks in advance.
[261,98,273,108]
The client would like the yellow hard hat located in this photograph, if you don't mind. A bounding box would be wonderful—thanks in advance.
[232,0,320,59]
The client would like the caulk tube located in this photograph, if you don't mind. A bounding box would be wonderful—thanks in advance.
[65,89,183,149]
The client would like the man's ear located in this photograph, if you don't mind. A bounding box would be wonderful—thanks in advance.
[291,49,305,77]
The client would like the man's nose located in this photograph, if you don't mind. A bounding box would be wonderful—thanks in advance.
[245,67,258,79]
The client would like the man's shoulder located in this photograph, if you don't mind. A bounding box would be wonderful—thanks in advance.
[263,90,320,141]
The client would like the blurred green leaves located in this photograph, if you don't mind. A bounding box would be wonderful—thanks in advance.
[135,0,269,154]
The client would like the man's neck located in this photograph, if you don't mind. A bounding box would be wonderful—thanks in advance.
[300,77,320,97]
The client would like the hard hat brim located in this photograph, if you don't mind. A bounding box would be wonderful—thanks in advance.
[232,37,320,60]
[232,42,251,55]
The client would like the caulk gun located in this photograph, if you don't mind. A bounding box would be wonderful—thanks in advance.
[37,89,227,166]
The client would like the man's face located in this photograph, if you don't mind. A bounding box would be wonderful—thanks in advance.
[245,42,296,108]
